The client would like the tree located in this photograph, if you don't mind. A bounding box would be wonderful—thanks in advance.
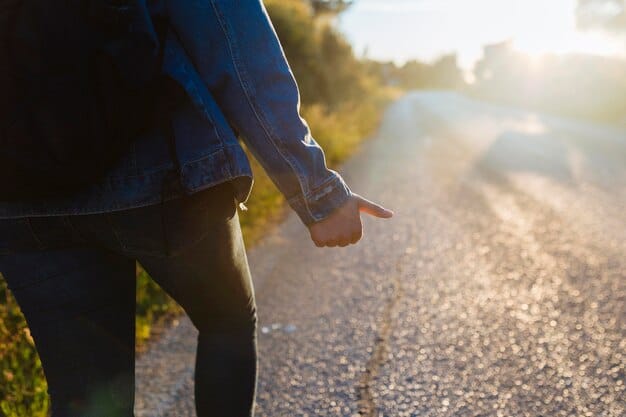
[576,0,626,32]
[310,0,354,14]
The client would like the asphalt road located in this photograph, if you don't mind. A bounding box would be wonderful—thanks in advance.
[136,92,625,417]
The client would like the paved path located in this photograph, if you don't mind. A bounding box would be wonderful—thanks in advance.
[136,92,625,416]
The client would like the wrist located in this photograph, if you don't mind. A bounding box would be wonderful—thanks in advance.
[288,172,352,226]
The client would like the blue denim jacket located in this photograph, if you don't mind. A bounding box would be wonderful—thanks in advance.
[0,0,352,226]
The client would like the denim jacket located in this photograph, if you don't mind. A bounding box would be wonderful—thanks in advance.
[0,0,352,226]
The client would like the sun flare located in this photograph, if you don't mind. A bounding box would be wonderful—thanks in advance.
[339,0,626,69]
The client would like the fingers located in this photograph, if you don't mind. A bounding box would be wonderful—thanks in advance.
[311,228,361,248]
[309,193,389,248]
[350,227,363,244]
[313,230,362,248]
[313,236,349,247]
[356,195,394,218]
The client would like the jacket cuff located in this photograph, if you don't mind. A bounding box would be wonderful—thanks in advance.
[287,171,352,226]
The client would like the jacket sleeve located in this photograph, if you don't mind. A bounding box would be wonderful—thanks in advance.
[166,0,352,225]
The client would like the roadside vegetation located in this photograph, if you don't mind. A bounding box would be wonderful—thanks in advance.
[374,46,626,126]
[469,43,626,125]
[368,0,626,126]
[0,1,393,415]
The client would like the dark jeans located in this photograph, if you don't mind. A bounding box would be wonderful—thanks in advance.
[0,183,257,417]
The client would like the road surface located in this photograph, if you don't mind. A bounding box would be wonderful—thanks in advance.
[136,92,625,417]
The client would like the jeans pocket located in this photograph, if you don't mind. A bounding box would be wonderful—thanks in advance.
[108,182,236,258]
[163,182,237,257]
[106,202,170,257]
[0,218,42,255]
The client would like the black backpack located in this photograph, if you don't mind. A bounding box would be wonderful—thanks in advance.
[0,0,177,201]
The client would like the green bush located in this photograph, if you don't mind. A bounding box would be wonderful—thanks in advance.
[0,279,49,417]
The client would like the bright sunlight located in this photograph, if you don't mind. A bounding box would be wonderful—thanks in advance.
[338,0,626,68]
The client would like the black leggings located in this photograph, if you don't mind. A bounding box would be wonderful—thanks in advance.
[0,183,257,417]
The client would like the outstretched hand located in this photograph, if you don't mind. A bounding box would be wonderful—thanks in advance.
[308,194,393,247]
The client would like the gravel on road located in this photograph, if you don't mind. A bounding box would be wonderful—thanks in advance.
[136,92,625,417]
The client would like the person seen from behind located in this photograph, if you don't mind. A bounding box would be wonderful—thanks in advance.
[0,0,392,416]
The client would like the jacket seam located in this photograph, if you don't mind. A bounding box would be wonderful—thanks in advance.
[288,174,340,205]
[162,25,227,160]
[170,49,226,154]
[180,146,225,168]
[210,0,315,222]
[25,218,45,249]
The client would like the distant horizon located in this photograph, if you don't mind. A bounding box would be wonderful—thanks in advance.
[336,0,626,70]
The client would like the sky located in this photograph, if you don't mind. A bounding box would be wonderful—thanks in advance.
[336,0,626,70]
